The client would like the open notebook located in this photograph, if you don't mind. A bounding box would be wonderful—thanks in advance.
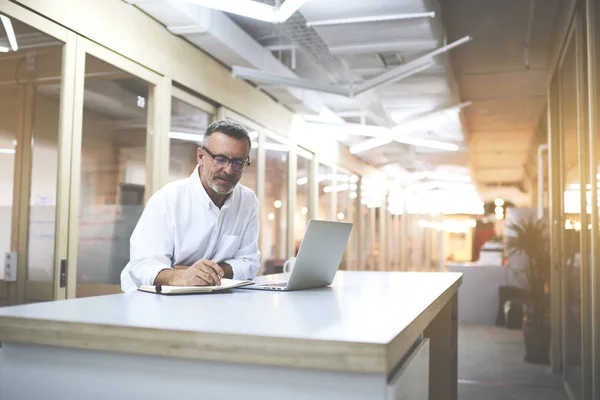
[138,279,254,295]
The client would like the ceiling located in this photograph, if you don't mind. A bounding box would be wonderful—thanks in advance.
[439,0,561,204]
[124,0,560,209]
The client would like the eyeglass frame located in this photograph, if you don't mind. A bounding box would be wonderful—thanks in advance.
[201,146,251,171]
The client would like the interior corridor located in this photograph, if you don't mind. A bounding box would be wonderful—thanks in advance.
[458,324,566,400]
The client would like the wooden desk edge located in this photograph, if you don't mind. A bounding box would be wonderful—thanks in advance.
[0,316,388,374]
[386,274,463,374]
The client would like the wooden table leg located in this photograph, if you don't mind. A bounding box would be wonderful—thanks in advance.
[424,293,458,400]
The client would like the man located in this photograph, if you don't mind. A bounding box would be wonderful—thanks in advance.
[120,120,260,293]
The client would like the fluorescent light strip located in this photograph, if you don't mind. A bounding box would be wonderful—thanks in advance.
[353,60,434,97]
[350,111,467,154]
[395,137,459,151]
[0,16,18,51]
[330,40,438,56]
[304,121,390,139]
[350,137,393,154]
[169,131,204,142]
[0,148,16,154]
[0,46,9,53]
[306,12,435,27]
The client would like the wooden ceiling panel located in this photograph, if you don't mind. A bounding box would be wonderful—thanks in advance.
[440,0,559,74]
[458,70,547,100]
[439,0,560,204]
[468,132,532,150]
[474,167,524,182]
[465,99,545,132]
[470,150,528,166]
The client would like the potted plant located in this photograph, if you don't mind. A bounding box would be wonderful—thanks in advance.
[506,215,551,364]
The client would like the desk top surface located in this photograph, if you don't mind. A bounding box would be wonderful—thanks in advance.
[0,271,461,374]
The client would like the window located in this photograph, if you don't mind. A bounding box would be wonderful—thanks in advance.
[294,151,312,256]
[168,97,212,182]
[237,127,258,193]
[261,135,289,274]
[335,168,359,270]
[0,18,63,282]
[76,55,151,285]
[318,164,333,220]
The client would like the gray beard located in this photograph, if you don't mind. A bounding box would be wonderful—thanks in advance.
[209,179,235,195]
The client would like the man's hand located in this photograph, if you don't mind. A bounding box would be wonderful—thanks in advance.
[154,260,224,286]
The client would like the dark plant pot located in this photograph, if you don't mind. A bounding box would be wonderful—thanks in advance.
[497,286,525,326]
[504,300,524,329]
[523,319,550,364]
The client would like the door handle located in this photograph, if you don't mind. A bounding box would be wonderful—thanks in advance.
[60,259,67,288]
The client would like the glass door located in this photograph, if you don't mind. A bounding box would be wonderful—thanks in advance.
[558,16,587,400]
[68,38,164,298]
[0,4,75,305]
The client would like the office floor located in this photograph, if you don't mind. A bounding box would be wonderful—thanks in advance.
[458,324,567,400]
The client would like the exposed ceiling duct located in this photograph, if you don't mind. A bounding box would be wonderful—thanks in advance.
[126,0,339,118]
[126,0,477,199]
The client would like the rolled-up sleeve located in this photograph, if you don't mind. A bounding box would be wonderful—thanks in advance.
[223,202,260,280]
[120,192,174,292]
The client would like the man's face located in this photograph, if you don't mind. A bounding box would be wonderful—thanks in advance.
[198,132,250,195]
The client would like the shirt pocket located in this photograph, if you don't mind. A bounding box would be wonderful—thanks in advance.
[215,234,243,260]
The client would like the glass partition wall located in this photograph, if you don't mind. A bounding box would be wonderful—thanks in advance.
[1,2,387,307]
[335,168,359,270]
[0,9,72,305]
[167,91,214,183]
[559,28,583,398]
[318,163,334,220]
[549,8,597,399]
[294,149,312,256]
[76,55,151,287]
[261,135,289,275]
[237,128,258,193]
[591,0,600,395]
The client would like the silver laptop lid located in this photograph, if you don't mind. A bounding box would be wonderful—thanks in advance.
[286,219,353,290]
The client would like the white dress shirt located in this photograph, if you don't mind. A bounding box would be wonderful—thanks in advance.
[120,167,260,292]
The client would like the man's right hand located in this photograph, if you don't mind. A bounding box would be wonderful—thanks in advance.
[154,260,224,286]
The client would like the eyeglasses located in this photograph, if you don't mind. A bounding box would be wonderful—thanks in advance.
[202,146,251,171]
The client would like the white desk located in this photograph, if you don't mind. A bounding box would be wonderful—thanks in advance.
[0,271,461,400]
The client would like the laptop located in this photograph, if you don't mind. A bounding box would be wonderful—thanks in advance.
[242,219,353,291]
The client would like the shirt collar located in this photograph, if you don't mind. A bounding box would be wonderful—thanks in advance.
[190,165,236,210]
